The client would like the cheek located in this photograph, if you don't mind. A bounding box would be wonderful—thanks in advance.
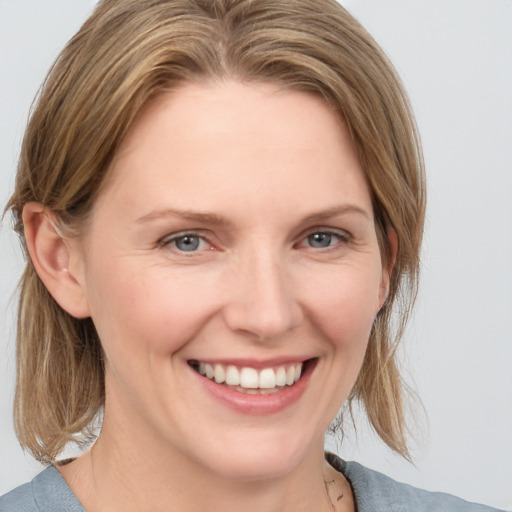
[84,259,219,358]
[301,261,382,349]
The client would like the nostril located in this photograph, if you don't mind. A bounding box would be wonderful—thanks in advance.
[223,306,303,342]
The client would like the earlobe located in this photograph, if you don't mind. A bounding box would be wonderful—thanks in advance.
[22,202,91,319]
[379,227,398,308]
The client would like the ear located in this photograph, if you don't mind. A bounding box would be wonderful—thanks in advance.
[22,202,91,319]
[379,227,398,309]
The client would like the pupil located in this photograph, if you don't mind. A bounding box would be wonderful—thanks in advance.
[309,232,331,248]
[176,236,200,252]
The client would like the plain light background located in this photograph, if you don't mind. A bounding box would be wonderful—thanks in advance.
[1,1,511,509]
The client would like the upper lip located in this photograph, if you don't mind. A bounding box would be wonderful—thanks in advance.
[188,356,315,369]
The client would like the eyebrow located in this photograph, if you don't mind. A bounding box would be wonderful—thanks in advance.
[300,205,371,223]
[135,204,370,226]
[135,208,231,226]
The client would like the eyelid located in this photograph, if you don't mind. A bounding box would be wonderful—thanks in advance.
[300,226,350,239]
[158,230,214,250]
[157,226,351,253]
[296,227,351,249]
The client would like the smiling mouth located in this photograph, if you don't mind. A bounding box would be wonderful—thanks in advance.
[188,359,315,394]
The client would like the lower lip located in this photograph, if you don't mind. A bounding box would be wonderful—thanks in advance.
[194,361,315,416]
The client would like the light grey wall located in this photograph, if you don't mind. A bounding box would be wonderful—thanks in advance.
[0,0,100,491]
[1,1,511,509]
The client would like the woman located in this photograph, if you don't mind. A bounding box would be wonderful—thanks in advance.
[0,0,505,510]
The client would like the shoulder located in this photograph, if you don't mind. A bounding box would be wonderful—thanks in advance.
[0,466,84,512]
[0,480,37,512]
[326,453,506,512]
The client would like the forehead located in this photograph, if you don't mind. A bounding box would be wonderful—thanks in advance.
[93,80,372,224]
[117,80,347,157]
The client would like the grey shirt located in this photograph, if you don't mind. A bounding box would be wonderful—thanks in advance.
[0,453,504,511]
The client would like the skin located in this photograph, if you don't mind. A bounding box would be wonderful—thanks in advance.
[24,81,394,512]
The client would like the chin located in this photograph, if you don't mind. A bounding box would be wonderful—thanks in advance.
[213,453,301,483]
[195,429,319,482]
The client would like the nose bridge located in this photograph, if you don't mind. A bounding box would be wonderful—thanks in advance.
[223,243,302,340]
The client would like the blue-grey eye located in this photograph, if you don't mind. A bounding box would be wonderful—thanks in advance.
[174,235,201,252]
[307,232,337,248]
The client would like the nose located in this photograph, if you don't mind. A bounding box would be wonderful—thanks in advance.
[222,251,303,341]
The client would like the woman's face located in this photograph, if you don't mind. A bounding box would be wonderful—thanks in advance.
[73,81,390,480]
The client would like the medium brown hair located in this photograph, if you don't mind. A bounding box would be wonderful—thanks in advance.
[7,0,425,464]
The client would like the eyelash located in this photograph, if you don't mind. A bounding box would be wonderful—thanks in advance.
[159,231,213,254]
[297,229,350,251]
[158,228,350,254]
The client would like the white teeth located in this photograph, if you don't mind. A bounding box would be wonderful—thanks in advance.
[195,361,305,390]
[275,366,287,386]
[286,366,295,386]
[294,363,302,382]
[205,364,214,379]
[259,368,276,389]
[240,367,259,388]
[214,364,225,384]
[225,365,240,386]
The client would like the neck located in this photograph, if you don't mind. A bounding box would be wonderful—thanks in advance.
[59,426,350,512]
[57,392,354,512]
